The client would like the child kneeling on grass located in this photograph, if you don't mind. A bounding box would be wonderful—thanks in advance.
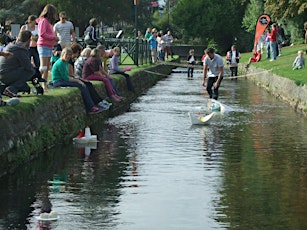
[292,50,305,70]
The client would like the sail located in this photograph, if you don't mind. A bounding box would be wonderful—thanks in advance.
[254,14,271,51]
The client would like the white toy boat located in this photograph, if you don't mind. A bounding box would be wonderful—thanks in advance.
[72,126,98,143]
[189,111,215,125]
[208,99,233,113]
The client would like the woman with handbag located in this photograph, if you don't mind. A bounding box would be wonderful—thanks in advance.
[84,18,98,48]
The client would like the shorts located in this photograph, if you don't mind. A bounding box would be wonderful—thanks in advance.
[37,46,53,58]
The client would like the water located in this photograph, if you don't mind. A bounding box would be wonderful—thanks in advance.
[0,69,307,230]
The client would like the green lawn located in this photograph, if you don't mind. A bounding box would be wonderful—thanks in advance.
[240,44,307,86]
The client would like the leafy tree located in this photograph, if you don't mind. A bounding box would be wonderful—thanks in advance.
[242,0,264,33]
[171,0,248,52]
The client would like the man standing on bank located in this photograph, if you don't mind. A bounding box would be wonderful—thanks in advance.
[54,11,75,49]
[202,47,224,100]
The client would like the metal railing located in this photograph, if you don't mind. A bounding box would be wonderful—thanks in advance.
[77,37,151,66]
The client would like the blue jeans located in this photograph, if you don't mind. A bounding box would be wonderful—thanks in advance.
[53,80,95,112]
[270,41,277,60]
[266,42,270,59]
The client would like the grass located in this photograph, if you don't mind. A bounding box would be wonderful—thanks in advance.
[240,44,307,86]
[0,55,179,116]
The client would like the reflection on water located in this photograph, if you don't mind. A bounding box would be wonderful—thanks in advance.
[0,70,307,229]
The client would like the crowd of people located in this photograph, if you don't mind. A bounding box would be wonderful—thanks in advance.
[0,4,135,114]
[139,27,174,64]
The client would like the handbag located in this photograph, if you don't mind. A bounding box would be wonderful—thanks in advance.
[84,33,94,45]
[84,27,96,45]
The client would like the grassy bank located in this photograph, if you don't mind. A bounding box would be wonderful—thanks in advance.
[240,44,307,86]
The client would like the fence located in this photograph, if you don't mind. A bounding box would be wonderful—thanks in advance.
[77,38,151,66]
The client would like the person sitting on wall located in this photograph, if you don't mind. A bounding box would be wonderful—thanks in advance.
[82,48,123,102]
[109,47,135,92]
[51,47,104,114]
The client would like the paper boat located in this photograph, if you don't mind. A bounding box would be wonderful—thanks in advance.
[208,99,233,113]
[72,126,98,143]
[189,111,215,125]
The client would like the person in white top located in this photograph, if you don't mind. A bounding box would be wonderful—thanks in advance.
[54,11,75,49]
[226,45,240,78]
[202,47,224,100]
[20,15,40,68]
[163,30,174,59]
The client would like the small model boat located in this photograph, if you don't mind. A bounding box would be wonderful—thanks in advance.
[189,111,215,125]
[72,126,97,143]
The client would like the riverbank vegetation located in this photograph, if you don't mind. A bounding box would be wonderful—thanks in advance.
[1,1,306,54]
[240,44,307,86]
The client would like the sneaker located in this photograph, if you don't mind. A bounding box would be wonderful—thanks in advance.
[88,106,103,115]
[3,88,19,98]
[99,99,112,107]
[4,97,20,106]
[97,102,110,111]
[270,59,275,62]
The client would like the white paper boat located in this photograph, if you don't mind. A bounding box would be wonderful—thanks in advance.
[189,112,215,125]
[35,216,60,221]
[72,126,98,143]
[73,135,97,143]
[209,99,233,113]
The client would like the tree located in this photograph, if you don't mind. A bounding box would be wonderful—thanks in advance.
[171,0,248,52]
[242,0,264,33]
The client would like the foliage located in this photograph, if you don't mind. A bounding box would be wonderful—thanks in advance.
[242,0,264,33]
[240,44,307,86]
[171,0,248,52]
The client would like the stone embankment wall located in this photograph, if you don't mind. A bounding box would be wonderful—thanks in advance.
[0,64,174,177]
[247,66,307,115]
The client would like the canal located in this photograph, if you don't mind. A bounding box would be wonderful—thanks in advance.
[0,69,307,230]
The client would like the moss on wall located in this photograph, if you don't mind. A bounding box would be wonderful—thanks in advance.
[0,64,174,177]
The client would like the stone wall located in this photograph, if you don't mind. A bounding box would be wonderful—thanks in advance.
[0,64,174,177]
[247,66,307,115]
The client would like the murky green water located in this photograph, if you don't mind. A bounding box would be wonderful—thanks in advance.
[0,69,307,230]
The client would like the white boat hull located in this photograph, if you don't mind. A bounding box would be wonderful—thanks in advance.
[72,135,97,143]
[189,112,215,125]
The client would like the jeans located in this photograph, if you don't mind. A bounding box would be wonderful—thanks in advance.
[206,76,223,100]
[158,50,165,61]
[270,41,277,60]
[0,66,34,94]
[230,66,238,76]
[53,80,95,112]
[112,71,135,92]
[187,67,194,78]
[266,42,270,59]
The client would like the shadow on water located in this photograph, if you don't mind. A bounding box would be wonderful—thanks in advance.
[0,68,307,229]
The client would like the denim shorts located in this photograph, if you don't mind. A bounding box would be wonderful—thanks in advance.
[37,46,52,57]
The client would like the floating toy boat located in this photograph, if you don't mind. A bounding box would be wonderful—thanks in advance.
[35,211,59,221]
[72,126,97,143]
[189,111,215,125]
[209,99,233,113]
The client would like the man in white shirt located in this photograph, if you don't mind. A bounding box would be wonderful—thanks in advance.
[202,47,224,100]
[226,45,240,77]
[163,30,174,59]
[54,11,75,49]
